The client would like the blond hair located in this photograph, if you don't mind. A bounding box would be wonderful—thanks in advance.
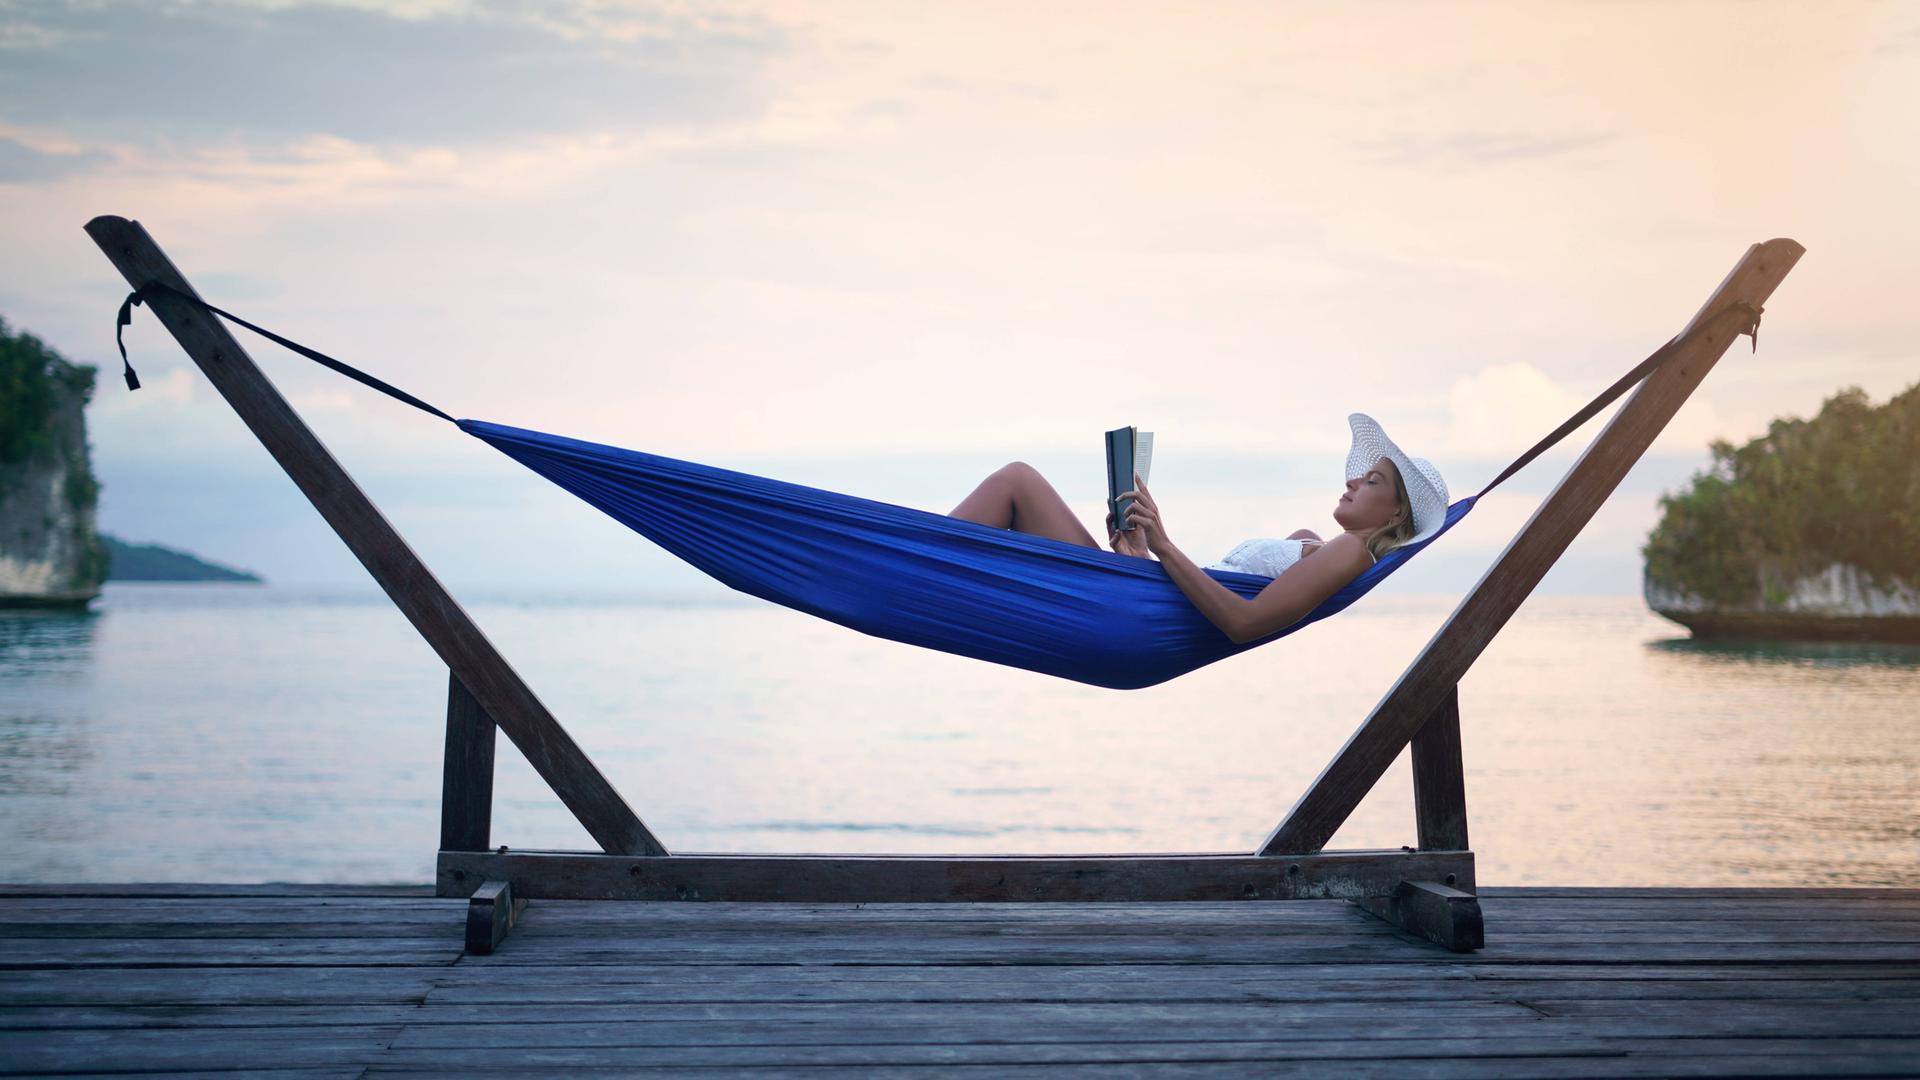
[1364,468,1417,561]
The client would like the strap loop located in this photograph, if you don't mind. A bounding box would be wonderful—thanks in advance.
[1472,300,1761,499]
[113,281,456,424]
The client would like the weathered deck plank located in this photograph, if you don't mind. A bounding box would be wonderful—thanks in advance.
[2,886,1916,1078]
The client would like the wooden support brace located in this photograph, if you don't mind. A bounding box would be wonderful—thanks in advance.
[439,670,496,859]
[1352,879,1483,952]
[1412,685,1468,851]
[437,848,1475,903]
[464,879,527,955]
[85,215,667,858]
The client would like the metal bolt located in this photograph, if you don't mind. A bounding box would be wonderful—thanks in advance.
[1444,873,1458,886]
[1286,864,1300,876]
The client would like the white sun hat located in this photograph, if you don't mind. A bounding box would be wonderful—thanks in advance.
[1346,413,1450,546]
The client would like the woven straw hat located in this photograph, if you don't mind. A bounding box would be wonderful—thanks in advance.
[1345,413,1449,546]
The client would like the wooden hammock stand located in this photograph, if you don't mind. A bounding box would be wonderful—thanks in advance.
[86,216,1802,954]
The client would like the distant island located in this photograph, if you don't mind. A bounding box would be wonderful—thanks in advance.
[101,534,263,583]
[1643,381,1919,643]
[1,314,265,608]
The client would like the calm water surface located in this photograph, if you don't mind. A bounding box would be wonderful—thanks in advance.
[1,584,1915,886]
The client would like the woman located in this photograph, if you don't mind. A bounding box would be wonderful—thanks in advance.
[949,414,1449,645]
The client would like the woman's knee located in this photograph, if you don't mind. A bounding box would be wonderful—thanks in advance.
[995,460,1042,486]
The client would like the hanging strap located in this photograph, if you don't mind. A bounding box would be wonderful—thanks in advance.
[113,281,1762,495]
[115,281,456,424]
[1471,299,1761,499]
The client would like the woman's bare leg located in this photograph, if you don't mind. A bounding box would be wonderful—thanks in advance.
[950,461,1100,548]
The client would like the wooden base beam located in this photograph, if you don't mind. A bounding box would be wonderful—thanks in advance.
[437,848,1476,905]
[1351,879,1484,952]
[464,878,527,955]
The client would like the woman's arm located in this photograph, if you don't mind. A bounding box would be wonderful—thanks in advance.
[1120,478,1371,645]
[1160,535,1369,644]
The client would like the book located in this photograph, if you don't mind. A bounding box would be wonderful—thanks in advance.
[1105,426,1155,531]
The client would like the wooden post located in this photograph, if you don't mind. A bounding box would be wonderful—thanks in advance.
[85,215,667,858]
[1411,685,1467,852]
[1261,238,1804,856]
[440,670,495,854]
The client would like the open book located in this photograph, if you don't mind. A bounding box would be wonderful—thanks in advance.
[1105,426,1155,531]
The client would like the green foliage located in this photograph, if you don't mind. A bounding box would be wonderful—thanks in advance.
[1644,381,1920,604]
[70,532,110,592]
[1,315,99,467]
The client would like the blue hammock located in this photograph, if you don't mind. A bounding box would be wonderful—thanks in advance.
[111,284,1750,690]
[459,418,1478,689]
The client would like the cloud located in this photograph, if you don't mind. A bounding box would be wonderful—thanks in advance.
[1444,362,1590,456]
[0,0,786,149]
[1353,130,1615,168]
[1443,360,1731,460]
[0,134,109,181]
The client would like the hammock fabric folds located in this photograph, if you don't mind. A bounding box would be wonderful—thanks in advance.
[458,419,1478,690]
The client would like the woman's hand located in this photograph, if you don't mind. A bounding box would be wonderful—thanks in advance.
[1118,473,1173,556]
[1106,509,1150,558]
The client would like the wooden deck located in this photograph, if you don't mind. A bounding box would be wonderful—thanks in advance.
[2,885,1917,1077]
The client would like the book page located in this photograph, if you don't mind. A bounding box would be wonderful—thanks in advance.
[1135,431,1154,486]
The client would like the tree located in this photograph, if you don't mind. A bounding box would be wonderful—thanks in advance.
[1643,382,1920,605]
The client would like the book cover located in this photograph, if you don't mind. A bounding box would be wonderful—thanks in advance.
[1105,426,1154,531]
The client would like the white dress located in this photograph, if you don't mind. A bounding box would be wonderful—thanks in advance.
[1206,537,1310,577]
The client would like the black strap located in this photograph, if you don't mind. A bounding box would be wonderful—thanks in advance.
[1471,299,1762,499]
[113,282,1763,496]
[115,282,456,424]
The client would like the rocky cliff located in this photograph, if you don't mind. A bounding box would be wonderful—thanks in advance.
[1646,563,1920,643]
[0,317,108,608]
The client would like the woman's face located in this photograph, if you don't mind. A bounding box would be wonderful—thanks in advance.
[1335,456,1406,533]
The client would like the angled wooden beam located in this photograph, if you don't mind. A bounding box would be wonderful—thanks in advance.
[1261,238,1805,855]
[85,215,666,858]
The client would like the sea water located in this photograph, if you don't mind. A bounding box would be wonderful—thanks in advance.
[1,583,1915,886]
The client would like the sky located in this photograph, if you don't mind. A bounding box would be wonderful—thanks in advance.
[2,0,1915,596]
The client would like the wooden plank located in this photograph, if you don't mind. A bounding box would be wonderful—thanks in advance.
[0,999,1542,1030]
[435,848,1475,903]
[83,216,664,859]
[0,940,466,968]
[438,670,495,856]
[1261,238,1805,855]
[1411,685,1468,850]
[355,1049,1920,1078]
[429,936,1920,967]
[0,967,447,1006]
[0,884,433,898]
[376,1009,1920,1045]
[0,1028,403,1074]
[415,973,1920,1006]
